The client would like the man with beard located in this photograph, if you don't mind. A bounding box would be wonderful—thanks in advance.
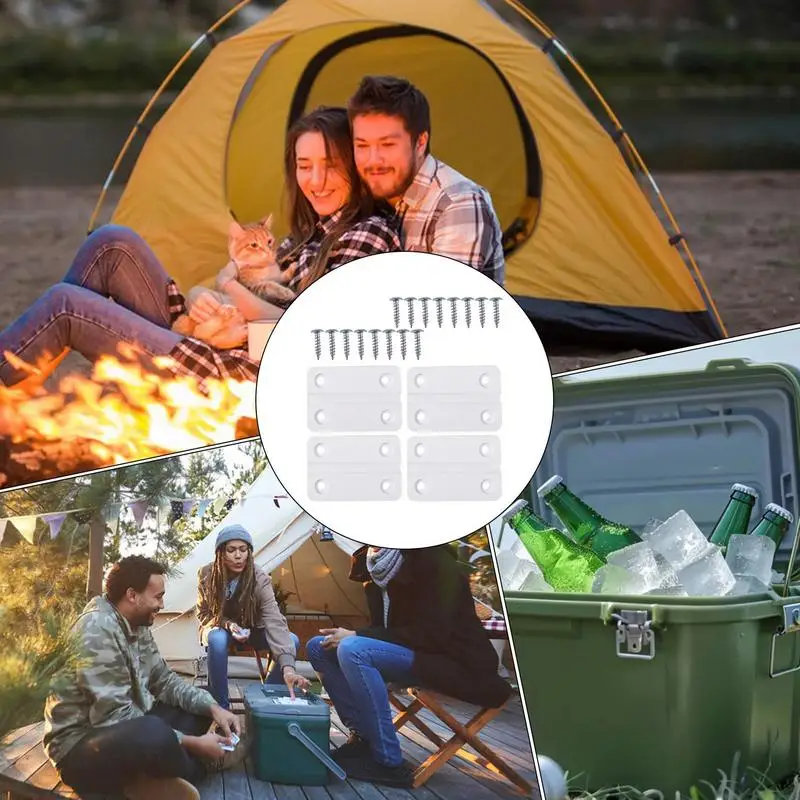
[44,555,244,800]
[348,75,505,285]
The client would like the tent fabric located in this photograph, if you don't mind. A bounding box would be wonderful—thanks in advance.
[112,0,724,352]
[152,465,365,662]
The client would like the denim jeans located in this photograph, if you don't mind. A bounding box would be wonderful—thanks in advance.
[57,701,210,795]
[0,224,183,386]
[206,628,301,709]
[306,634,416,767]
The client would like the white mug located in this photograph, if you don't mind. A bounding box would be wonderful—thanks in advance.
[248,320,276,362]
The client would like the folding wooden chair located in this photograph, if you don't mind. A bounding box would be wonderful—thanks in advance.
[227,642,274,712]
[388,686,533,793]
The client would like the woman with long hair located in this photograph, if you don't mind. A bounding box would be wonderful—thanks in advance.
[305,545,512,788]
[0,105,400,389]
[196,525,309,710]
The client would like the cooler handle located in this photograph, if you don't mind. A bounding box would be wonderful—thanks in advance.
[287,722,347,781]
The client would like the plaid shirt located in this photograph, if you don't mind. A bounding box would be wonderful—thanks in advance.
[277,210,401,295]
[396,154,505,285]
[162,213,399,386]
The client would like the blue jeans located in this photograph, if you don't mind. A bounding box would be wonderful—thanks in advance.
[306,634,416,767]
[0,224,183,386]
[207,628,301,710]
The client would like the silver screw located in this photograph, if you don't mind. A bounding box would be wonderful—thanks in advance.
[491,297,501,327]
[476,297,488,328]
[355,329,366,360]
[341,329,352,360]
[326,329,337,360]
[312,329,323,360]
[390,297,402,328]
[398,329,409,361]
[411,329,423,360]
[463,298,473,328]
[433,297,445,328]
[405,297,415,329]
[419,297,431,328]
[369,329,381,360]
[447,297,459,327]
[383,329,394,360]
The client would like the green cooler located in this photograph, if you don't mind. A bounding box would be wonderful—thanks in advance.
[244,685,346,785]
[503,358,800,795]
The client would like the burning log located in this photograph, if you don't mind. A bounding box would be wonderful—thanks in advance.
[0,351,258,489]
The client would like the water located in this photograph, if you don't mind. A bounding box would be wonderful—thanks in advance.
[0,93,797,188]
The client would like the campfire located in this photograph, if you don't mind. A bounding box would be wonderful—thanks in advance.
[0,349,258,489]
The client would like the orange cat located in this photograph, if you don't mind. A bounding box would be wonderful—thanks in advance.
[172,215,297,349]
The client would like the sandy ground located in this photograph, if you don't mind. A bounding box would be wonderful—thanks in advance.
[1,172,798,380]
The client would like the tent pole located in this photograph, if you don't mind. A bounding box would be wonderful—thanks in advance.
[499,0,728,339]
[86,0,256,236]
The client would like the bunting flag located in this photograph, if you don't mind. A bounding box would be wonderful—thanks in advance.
[196,499,211,519]
[129,498,149,528]
[273,495,288,508]
[212,496,227,515]
[103,503,121,537]
[0,519,7,546]
[9,515,38,544]
[169,499,184,526]
[42,512,68,540]
[182,499,195,514]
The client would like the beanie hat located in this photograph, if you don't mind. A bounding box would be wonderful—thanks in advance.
[215,524,253,551]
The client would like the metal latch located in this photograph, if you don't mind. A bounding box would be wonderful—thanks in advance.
[612,610,655,660]
[770,602,800,678]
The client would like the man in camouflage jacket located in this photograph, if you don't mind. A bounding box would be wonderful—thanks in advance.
[44,555,243,799]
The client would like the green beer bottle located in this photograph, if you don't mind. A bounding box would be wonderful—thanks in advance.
[750,503,794,549]
[708,483,757,553]
[502,499,605,593]
[536,475,642,559]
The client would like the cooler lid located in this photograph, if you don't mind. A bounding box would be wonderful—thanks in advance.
[244,684,329,717]
[531,359,800,562]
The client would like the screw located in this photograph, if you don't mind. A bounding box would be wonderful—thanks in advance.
[419,297,431,328]
[355,329,366,360]
[326,329,337,360]
[411,329,423,360]
[476,297,488,328]
[340,328,352,360]
[433,297,445,328]
[405,297,416,329]
[312,329,323,360]
[398,329,409,361]
[491,297,501,327]
[463,297,473,328]
[383,329,394,360]
[369,329,381,360]
[390,297,402,328]
[447,297,459,327]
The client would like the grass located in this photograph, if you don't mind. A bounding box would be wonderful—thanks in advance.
[563,754,800,800]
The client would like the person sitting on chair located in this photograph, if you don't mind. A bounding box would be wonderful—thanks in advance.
[305,544,512,788]
[197,524,309,709]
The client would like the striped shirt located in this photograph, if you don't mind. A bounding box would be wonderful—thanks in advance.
[396,154,505,285]
[162,211,400,387]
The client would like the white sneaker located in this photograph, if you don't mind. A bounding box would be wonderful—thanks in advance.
[122,776,200,800]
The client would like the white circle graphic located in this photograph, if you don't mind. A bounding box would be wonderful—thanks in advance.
[256,251,553,548]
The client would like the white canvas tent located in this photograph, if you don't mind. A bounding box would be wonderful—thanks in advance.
[152,463,367,668]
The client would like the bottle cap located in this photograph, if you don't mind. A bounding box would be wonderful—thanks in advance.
[502,498,530,523]
[536,475,564,498]
[731,483,757,497]
[765,503,794,523]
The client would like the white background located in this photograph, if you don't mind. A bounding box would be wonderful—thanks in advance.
[256,251,554,548]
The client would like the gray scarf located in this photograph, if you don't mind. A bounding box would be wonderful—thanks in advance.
[366,547,404,627]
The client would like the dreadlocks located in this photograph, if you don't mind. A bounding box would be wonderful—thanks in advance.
[207,545,257,629]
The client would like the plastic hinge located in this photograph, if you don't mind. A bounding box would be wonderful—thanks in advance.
[612,610,655,661]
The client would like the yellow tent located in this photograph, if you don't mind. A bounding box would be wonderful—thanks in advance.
[100,0,726,352]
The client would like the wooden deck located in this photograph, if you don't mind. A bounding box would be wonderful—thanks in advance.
[0,680,540,800]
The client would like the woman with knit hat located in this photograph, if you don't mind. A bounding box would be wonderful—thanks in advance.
[196,524,309,709]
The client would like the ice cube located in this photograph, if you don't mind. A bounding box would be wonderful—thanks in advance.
[591,563,649,595]
[677,547,736,596]
[517,572,554,592]
[505,561,544,592]
[772,570,786,585]
[607,542,663,591]
[641,518,665,539]
[643,584,689,597]
[725,534,776,586]
[495,548,530,588]
[727,575,771,597]
[647,510,713,571]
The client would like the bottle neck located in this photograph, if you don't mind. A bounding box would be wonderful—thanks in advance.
[543,484,602,531]
[752,511,790,547]
[508,506,552,534]
[710,494,755,546]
